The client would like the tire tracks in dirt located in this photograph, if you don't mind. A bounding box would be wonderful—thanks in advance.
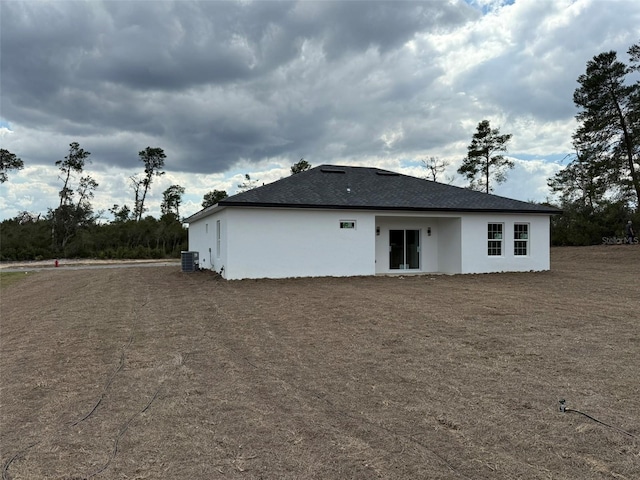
[206,284,474,479]
[84,387,161,479]
[69,296,163,479]
[70,334,134,427]
[1,287,171,480]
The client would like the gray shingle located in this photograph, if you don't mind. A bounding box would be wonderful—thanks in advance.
[216,165,559,214]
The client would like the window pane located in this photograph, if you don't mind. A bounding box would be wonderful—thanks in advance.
[514,224,528,256]
[389,230,404,269]
[216,220,221,257]
[514,241,527,256]
[406,230,420,269]
[488,240,502,256]
[488,223,503,256]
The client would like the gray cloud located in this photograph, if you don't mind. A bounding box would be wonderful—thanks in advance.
[1,0,475,174]
[456,0,640,123]
[296,1,475,59]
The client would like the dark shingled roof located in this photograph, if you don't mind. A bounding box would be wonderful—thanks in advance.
[187,165,560,221]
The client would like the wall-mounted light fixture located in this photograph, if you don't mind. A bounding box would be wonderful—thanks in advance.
[427,227,431,236]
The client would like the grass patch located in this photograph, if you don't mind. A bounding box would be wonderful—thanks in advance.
[0,271,32,289]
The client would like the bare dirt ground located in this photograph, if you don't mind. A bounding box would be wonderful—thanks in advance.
[0,258,179,272]
[1,246,639,479]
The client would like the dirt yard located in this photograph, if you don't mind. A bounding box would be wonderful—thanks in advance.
[1,246,639,479]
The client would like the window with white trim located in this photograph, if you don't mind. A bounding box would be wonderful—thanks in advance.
[514,223,529,256]
[216,220,221,257]
[340,220,356,229]
[487,223,503,256]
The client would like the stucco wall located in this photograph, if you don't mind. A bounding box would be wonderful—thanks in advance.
[436,217,462,274]
[188,209,228,272]
[460,213,550,273]
[224,208,375,279]
[186,217,209,268]
[189,207,552,279]
[372,212,549,275]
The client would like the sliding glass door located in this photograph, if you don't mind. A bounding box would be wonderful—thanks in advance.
[389,229,420,270]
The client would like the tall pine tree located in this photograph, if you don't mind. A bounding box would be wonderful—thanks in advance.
[457,120,513,193]
[572,47,639,209]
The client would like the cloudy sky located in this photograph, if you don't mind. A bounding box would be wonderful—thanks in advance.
[1,0,639,221]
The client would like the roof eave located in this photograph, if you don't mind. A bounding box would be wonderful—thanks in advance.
[217,201,562,215]
[184,203,226,223]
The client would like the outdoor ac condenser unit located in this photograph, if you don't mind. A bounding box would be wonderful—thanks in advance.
[181,251,199,273]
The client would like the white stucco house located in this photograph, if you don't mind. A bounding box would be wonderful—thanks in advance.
[185,165,560,280]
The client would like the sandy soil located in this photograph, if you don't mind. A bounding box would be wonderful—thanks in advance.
[0,258,179,271]
[1,246,639,479]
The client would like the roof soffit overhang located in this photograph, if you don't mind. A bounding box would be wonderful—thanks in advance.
[216,201,562,215]
[184,203,227,223]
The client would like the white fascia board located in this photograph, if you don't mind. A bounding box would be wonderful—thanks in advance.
[184,204,226,224]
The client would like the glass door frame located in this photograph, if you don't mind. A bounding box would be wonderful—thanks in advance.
[389,229,420,270]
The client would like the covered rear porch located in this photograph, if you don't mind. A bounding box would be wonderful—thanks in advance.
[374,215,462,275]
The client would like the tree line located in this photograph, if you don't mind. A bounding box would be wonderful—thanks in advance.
[1,145,190,261]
